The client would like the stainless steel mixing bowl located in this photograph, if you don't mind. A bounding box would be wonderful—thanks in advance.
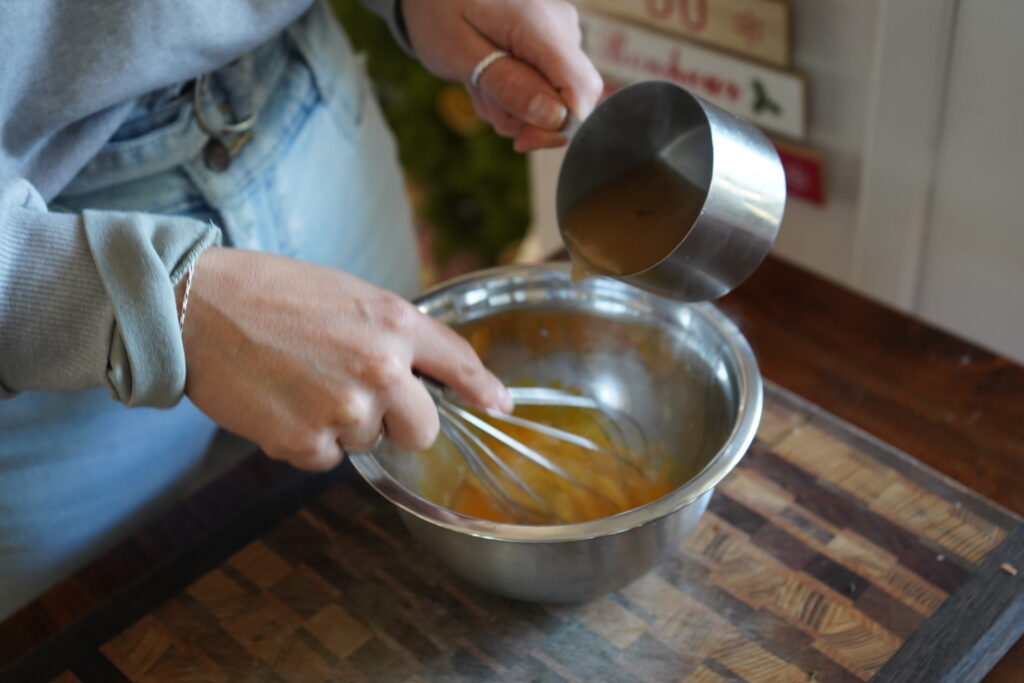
[349,264,762,603]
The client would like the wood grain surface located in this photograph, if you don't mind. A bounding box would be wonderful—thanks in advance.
[717,258,1024,524]
[3,385,1020,683]
[718,257,1024,682]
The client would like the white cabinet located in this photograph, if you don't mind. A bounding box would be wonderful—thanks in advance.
[915,0,1024,363]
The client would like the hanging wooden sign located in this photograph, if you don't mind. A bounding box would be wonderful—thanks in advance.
[581,11,807,140]
[580,0,791,67]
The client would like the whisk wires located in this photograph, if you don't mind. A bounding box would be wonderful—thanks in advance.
[424,380,669,525]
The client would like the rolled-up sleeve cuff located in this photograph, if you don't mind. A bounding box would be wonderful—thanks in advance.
[83,210,221,408]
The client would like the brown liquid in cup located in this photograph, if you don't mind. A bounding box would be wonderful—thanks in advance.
[562,157,705,280]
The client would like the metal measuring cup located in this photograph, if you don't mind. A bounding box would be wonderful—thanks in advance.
[556,81,786,302]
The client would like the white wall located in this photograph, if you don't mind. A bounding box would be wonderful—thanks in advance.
[915,0,1024,362]
[771,0,881,282]
[523,0,1024,363]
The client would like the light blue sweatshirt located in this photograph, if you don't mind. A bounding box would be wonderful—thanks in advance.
[0,0,402,408]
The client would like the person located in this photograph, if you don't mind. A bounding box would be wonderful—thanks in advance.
[0,0,603,618]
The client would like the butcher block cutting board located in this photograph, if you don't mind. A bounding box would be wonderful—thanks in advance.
[3,383,1022,683]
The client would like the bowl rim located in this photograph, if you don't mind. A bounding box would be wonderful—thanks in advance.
[349,263,763,543]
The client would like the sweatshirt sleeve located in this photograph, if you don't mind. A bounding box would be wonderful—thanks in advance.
[359,0,413,53]
[0,178,221,407]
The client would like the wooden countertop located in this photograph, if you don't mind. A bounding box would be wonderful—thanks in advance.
[2,255,1022,680]
[718,257,1024,518]
[717,257,1024,681]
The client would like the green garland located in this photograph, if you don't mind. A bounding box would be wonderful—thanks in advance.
[330,0,529,264]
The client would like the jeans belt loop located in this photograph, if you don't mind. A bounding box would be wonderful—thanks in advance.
[192,71,258,172]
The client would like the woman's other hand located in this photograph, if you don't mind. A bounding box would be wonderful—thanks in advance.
[401,0,604,152]
[177,247,512,472]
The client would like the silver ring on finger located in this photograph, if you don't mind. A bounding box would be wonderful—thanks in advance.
[470,50,510,89]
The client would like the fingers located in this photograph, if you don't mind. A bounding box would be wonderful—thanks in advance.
[455,12,569,132]
[381,374,441,451]
[330,385,384,449]
[264,430,345,473]
[410,315,512,413]
[477,57,569,131]
[402,0,603,144]
[514,126,569,153]
[472,79,566,150]
[468,86,524,138]
[471,0,604,121]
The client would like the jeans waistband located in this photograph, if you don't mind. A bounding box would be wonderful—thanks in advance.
[60,4,327,197]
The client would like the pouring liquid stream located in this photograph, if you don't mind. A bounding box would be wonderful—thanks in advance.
[562,157,706,282]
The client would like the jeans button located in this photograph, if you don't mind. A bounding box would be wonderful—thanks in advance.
[203,139,231,172]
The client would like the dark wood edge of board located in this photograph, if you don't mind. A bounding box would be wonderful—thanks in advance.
[871,523,1024,683]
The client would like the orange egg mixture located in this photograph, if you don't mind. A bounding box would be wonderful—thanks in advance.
[441,402,677,524]
[405,314,699,525]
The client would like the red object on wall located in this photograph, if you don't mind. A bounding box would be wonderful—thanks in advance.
[773,138,827,206]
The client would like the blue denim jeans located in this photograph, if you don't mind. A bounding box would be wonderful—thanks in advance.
[0,2,419,618]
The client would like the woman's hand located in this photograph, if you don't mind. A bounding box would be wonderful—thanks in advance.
[401,0,604,152]
[178,247,511,471]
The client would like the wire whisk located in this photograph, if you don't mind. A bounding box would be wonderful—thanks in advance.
[423,380,663,524]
